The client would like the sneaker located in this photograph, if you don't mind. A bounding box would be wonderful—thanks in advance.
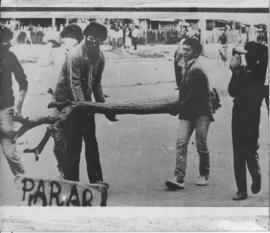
[232,191,248,201]
[165,176,185,190]
[195,176,209,186]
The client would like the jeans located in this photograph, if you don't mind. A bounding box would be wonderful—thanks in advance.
[0,107,25,175]
[174,116,211,181]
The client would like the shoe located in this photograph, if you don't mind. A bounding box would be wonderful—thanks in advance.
[165,176,185,190]
[195,176,209,186]
[232,191,248,201]
[251,173,261,194]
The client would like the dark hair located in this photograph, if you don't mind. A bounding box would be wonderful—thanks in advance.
[0,25,13,43]
[60,24,83,42]
[244,41,268,63]
[83,22,107,41]
[183,38,202,55]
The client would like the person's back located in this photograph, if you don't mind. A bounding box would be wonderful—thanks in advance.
[218,32,227,45]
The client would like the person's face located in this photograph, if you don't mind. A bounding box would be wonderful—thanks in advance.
[62,37,78,50]
[85,35,101,63]
[182,44,196,62]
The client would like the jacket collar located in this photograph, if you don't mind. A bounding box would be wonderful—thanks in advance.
[185,57,197,70]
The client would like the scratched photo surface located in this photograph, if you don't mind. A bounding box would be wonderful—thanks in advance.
[0,0,268,210]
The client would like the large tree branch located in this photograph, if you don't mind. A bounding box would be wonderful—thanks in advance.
[20,106,75,158]
[48,96,180,115]
[14,115,57,138]
[15,97,180,159]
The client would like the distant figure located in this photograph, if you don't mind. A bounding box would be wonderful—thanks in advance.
[218,27,228,65]
[132,25,139,50]
[124,25,132,51]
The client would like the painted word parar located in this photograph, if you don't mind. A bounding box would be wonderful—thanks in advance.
[14,176,108,206]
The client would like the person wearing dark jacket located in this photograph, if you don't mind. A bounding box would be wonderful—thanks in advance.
[165,38,214,190]
[53,22,117,184]
[0,25,28,175]
[229,42,268,200]
[52,24,84,178]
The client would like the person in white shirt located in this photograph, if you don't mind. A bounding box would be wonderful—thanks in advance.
[132,25,139,50]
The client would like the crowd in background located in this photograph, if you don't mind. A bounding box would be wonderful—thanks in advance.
[108,21,140,51]
[1,19,141,51]
[1,19,267,50]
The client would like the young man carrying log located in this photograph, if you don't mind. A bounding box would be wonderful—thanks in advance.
[0,25,28,175]
[53,22,117,184]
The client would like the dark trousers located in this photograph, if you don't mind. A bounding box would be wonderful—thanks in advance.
[232,103,261,194]
[132,37,137,50]
[61,112,103,183]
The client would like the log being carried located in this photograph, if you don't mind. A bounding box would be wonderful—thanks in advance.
[15,96,180,160]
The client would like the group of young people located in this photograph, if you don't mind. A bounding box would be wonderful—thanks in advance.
[169,36,268,201]
[0,21,268,201]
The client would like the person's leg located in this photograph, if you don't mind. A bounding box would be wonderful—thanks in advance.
[83,114,103,183]
[134,38,137,50]
[233,149,247,194]
[245,108,261,194]
[0,108,25,175]
[165,119,194,190]
[195,116,211,179]
[53,126,66,178]
[174,119,194,181]
[62,116,82,182]
[232,105,248,198]
[246,151,261,194]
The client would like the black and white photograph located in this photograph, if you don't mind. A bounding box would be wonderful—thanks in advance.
[0,0,269,231]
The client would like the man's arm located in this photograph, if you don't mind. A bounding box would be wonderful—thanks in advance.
[15,90,27,116]
[228,70,241,98]
[92,52,105,103]
[67,52,85,102]
[93,52,118,121]
[174,50,183,88]
[10,52,28,116]
[228,54,242,98]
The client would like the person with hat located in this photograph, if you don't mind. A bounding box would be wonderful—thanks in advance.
[0,25,28,175]
[229,41,268,200]
[53,22,117,184]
